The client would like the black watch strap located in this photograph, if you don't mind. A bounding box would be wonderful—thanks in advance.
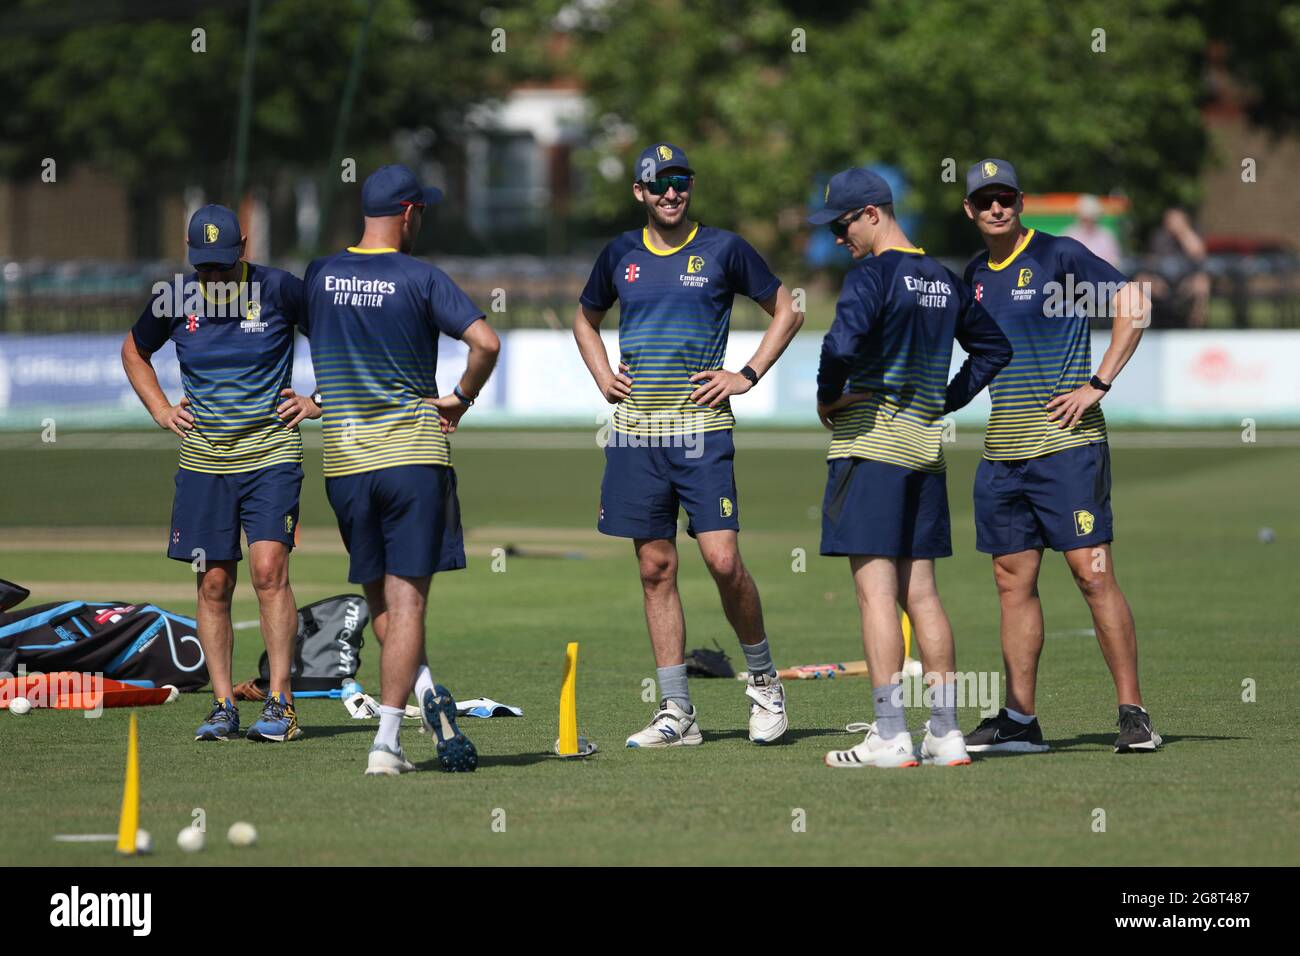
[453,385,475,406]
[740,365,759,387]
[1089,375,1111,393]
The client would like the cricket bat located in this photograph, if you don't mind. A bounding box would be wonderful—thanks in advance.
[736,660,871,680]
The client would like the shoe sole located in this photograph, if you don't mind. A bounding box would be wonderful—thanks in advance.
[823,753,920,769]
[750,717,789,745]
[966,741,1050,753]
[626,734,703,748]
[364,762,414,776]
[424,685,478,772]
[195,730,238,741]
[1115,732,1163,753]
[247,727,303,743]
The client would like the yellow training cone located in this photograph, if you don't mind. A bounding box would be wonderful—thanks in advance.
[115,712,140,855]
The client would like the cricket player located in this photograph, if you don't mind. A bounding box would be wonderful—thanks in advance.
[122,204,318,743]
[960,159,1161,753]
[809,169,1013,769]
[573,143,804,747]
[303,164,500,776]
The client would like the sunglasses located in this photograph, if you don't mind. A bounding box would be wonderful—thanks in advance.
[969,189,1019,212]
[194,262,232,273]
[829,208,866,239]
[642,175,692,196]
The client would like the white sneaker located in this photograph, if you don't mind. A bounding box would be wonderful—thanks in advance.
[626,698,703,748]
[824,722,918,769]
[365,743,416,776]
[920,720,972,766]
[746,672,788,744]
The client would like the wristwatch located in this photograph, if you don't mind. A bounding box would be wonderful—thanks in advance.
[453,385,476,406]
[740,366,759,387]
[311,391,323,407]
[1089,375,1111,393]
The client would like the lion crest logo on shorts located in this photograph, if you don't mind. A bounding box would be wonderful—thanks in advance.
[285,514,295,534]
[719,497,734,518]
[1074,509,1095,536]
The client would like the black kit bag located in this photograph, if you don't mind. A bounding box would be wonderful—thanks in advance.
[251,594,368,696]
[0,579,208,691]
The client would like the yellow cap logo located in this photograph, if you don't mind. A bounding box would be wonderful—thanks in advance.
[982,162,998,179]
[657,145,673,161]
[1074,510,1095,535]
[687,255,705,274]
[203,223,220,244]
[1017,267,1033,288]
[719,497,734,518]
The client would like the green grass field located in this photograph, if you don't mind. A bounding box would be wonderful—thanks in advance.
[2,430,1298,866]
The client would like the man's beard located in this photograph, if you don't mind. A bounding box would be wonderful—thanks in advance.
[646,195,691,228]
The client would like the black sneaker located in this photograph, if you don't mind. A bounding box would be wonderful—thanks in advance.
[964,708,1050,753]
[1115,704,1162,753]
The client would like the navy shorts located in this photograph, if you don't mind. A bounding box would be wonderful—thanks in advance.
[325,464,465,584]
[821,457,952,558]
[167,462,302,563]
[974,442,1113,555]
[598,430,740,540]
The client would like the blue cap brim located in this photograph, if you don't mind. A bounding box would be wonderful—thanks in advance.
[187,244,241,268]
[807,207,851,225]
[422,186,444,206]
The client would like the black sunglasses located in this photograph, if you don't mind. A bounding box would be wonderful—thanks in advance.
[970,189,1019,212]
[829,208,866,238]
[194,262,233,273]
[642,174,692,196]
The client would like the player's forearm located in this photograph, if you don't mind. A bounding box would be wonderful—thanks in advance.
[1095,283,1149,384]
[457,319,500,398]
[744,288,804,379]
[120,335,170,417]
[573,306,614,386]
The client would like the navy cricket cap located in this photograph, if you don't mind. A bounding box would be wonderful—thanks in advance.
[966,158,1020,197]
[807,168,894,225]
[187,204,243,268]
[361,164,444,217]
[635,143,694,182]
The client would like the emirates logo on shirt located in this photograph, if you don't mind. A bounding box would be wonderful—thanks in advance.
[624,264,640,283]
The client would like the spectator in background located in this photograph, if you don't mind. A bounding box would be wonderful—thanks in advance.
[1064,194,1122,267]
[1135,207,1212,328]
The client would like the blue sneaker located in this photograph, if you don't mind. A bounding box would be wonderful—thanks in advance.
[421,685,478,772]
[196,697,240,741]
[246,691,303,742]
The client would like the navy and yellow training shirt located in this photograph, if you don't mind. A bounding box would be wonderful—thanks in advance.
[964,229,1128,461]
[817,248,1012,473]
[302,248,484,478]
[580,224,780,437]
[132,262,304,475]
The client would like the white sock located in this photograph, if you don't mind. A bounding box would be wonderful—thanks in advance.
[1006,707,1036,724]
[375,706,404,750]
[414,665,435,704]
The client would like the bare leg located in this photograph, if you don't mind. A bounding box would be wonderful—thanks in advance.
[196,562,237,700]
[695,530,766,645]
[364,577,430,673]
[635,538,685,667]
[1063,544,1143,708]
[898,558,956,678]
[377,574,430,709]
[850,556,905,682]
[248,540,296,699]
[993,549,1045,715]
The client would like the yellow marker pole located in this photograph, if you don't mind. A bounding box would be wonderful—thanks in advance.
[115,711,140,855]
[558,642,579,756]
[902,611,913,661]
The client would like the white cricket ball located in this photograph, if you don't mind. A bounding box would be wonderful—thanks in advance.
[135,829,153,854]
[163,685,180,704]
[1258,527,1276,544]
[9,696,31,715]
[177,826,205,853]
[227,821,258,847]
[904,658,924,678]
